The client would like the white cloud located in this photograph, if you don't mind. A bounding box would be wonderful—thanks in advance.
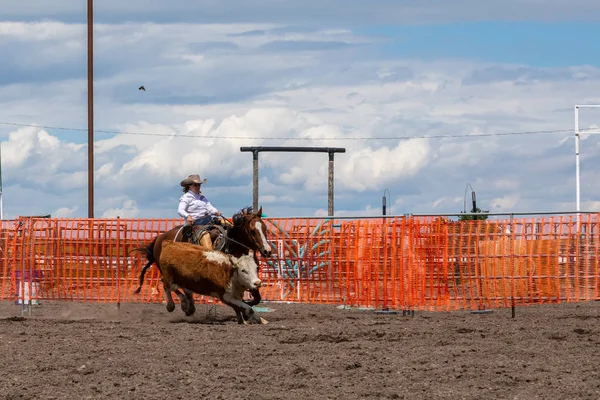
[2,127,86,191]
[337,140,431,192]
[53,207,78,218]
[102,199,140,218]
[491,179,520,191]
[490,194,521,211]
[1,16,600,219]
[0,20,83,40]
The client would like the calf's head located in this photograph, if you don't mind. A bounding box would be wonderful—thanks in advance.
[231,254,262,290]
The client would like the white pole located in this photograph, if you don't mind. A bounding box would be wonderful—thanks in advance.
[574,104,600,232]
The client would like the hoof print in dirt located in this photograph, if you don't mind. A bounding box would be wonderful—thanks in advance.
[4,316,26,322]
[345,362,362,370]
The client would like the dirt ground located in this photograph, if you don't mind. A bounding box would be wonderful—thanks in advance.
[0,300,599,400]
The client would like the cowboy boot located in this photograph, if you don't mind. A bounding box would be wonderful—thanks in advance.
[199,232,213,249]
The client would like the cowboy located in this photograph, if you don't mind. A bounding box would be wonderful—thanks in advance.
[177,174,222,249]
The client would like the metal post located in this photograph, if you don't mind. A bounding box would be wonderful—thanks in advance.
[328,151,334,216]
[252,150,259,212]
[382,195,386,216]
[240,147,346,214]
[87,0,94,218]
[574,104,600,230]
[575,105,580,221]
[471,191,477,213]
[463,183,475,214]
[116,216,121,311]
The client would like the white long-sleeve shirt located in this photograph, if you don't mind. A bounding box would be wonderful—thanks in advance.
[177,191,219,220]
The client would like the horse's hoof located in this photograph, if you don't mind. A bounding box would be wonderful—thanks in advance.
[166,303,175,313]
[259,317,269,325]
[185,305,196,317]
[247,313,262,325]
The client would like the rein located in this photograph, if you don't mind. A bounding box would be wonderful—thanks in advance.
[219,227,252,253]
[222,234,252,252]
[219,214,259,254]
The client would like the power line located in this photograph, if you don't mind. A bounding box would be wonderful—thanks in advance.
[0,120,584,141]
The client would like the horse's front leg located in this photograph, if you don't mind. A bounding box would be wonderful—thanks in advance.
[244,288,261,307]
[244,251,262,307]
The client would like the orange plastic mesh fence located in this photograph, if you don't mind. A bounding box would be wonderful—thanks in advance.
[1,215,598,311]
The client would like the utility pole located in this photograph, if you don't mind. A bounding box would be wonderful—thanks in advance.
[0,142,3,219]
[87,0,94,218]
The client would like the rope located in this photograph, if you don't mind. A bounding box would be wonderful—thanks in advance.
[174,225,187,242]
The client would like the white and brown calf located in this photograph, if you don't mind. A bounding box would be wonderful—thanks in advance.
[158,240,265,324]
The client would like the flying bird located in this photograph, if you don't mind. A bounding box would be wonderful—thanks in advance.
[138,86,146,91]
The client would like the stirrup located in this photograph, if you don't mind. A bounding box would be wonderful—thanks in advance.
[191,228,209,246]
[212,225,228,252]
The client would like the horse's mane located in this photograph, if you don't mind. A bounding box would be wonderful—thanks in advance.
[232,206,254,227]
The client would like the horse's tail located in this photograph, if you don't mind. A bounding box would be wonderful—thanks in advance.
[132,238,157,294]
[133,260,154,294]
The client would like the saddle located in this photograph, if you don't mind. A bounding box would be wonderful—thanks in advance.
[182,217,230,251]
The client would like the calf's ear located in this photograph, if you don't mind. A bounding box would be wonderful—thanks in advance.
[228,254,240,269]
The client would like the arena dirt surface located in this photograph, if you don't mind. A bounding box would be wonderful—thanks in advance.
[0,300,599,400]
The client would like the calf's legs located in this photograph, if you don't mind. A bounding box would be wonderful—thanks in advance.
[221,292,262,324]
[162,280,189,314]
[183,288,196,316]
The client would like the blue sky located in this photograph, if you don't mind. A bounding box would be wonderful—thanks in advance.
[361,22,600,67]
[1,1,600,219]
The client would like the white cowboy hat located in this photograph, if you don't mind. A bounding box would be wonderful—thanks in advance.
[180,174,208,187]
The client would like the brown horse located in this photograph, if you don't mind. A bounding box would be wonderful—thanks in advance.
[133,206,272,316]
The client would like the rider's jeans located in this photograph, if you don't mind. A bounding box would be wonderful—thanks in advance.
[193,215,213,226]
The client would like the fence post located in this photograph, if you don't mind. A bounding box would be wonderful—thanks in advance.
[116,216,121,311]
[510,213,516,318]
